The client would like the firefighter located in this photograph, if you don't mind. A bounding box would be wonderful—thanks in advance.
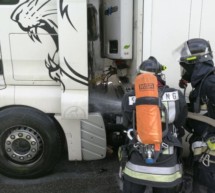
[177,38,215,193]
[120,56,187,193]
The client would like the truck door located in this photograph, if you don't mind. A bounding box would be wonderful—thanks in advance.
[142,0,192,88]
[0,0,21,87]
[8,0,58,84]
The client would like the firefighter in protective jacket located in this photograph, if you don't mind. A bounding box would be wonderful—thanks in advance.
[120,56,187,193]
[177,38,215,193]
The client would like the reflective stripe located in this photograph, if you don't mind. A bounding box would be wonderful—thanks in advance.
[162,146,174,155]
[118,146,122,161]
[193,147,207,156]
[192,141,207,151]
[129,96,136,105]
[161,102,167,122]
[161,101,176,123]
[168,101,176,123]
[205,149,215,156]
[192,141,207,156]
[192,141,215,156]
[125,161,182,175]
[209,160,215,164]
[192,146,215,156]
[123,167,182,183]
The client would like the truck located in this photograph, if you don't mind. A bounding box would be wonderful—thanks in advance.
[0,0,214,178]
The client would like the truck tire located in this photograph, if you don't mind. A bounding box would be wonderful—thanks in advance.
[0,106,62,178]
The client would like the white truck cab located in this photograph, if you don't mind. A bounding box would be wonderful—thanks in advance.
[0,0,215,179]
[0,0,96,178]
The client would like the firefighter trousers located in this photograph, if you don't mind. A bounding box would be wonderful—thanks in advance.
[193,181,215,193]
[193,163,215,193]
[123,179,180,193]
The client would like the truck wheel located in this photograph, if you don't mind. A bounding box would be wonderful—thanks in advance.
[0,106,62,178]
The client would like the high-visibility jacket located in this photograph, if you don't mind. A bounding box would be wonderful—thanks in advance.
[121,85,187,188]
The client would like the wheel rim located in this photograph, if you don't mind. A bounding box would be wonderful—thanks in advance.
[4,126,43,163]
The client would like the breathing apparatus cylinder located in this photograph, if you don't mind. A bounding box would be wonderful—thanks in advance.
[135,73,162,151]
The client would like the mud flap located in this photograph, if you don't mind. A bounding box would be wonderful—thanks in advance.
[81,113,106,160]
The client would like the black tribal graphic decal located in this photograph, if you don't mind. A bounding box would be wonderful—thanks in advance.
[11,0,88,90]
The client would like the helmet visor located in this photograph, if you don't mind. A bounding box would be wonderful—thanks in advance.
[173,42,192,62]
[179,62,195,82]
[173,40,212,62]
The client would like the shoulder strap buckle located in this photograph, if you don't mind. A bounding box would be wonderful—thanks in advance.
[162,142,169,149]
[200,153,210,167]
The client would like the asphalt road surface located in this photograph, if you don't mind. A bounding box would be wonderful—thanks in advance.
[0,151,191,193]
[0,152,123,193]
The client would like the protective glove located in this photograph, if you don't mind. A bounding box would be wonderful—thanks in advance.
[179,78,188,88]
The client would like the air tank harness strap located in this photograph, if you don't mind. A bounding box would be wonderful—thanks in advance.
[127,124,182,162]
[163,124,183,148]
[135,96,159,106]
[199,149,215,167]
